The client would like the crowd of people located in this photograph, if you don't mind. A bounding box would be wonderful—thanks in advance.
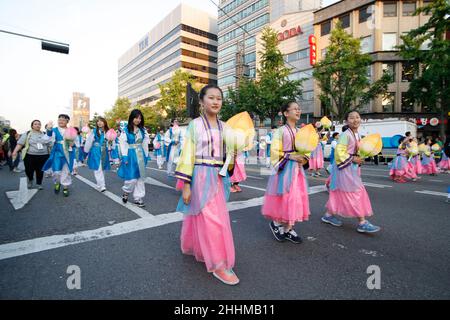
[1,84,450,287]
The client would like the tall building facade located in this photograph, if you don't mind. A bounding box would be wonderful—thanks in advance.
[118,4,218,106]
[217,0,321,93]
[71,92,90,128]
[255,3,322,121]
[313,0,434,120]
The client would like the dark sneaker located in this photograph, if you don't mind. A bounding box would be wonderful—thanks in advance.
[122,192,129,204]
[134,200,145,207]
[63,188,69,197]
[269,221,286,242]
[285,229,302,244]
[54,183,61,194]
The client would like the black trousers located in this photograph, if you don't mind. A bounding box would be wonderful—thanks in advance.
[24,154,49,185]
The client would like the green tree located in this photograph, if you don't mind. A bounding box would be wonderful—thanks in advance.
[313,21,390,121]
[88,112,100,129]
[156,69,199,122]
[220,80,258,121]
[255,27,303,126]
[397,0,450,137]
[104,97,133,129]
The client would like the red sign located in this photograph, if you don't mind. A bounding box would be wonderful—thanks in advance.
[277,26,303,42]
[416,118,442,126]
[309,35,317,66]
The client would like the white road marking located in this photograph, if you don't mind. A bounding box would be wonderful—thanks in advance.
[144,177,175,190]
[429,179,443,182]
[246,175,264,180]
[6,177,38,210]
[414,190,448,197]
[75,175,154,219]
[362,182,393,188]
[239,184,266,191]
[0,196,268,261]
[359,249,383,257]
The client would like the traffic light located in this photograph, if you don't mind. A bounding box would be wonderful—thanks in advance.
[41,41,69,54]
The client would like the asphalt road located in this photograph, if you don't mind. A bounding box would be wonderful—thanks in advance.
[0,158,449,300]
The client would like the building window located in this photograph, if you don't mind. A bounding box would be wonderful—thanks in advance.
[244,52,256,64]
[382,62,396,82]
[285,48,308,63]
[403,1,417,16]
[359,5,372,23]
[321,47,327,59]
[401,92,414,112]
[401,62,415,82]
[382,92,395,112]
[383,2,397,17]
[339,13,350,29]
[382,33,397,51]
[321,20,331,36]
[360,36,373,54]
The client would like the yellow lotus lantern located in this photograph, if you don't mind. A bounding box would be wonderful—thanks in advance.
[409,141,419,156]
[358,133,382,159]
[219,112,255,176]
[431,143,441,152]
[294,124,319,155]
[320,116,332,129]
[418,143,427,153]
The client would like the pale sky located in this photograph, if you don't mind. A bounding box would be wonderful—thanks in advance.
[0,0,338,132]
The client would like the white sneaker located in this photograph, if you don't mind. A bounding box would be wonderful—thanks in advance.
[13,168,22,173]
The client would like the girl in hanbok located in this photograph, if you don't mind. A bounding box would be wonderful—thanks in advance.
[84,117,111,192]
[265,126,275,168]
[230,151,246,193]
[75,127,86,168]
[110,131,121,169]
[321,110,380,233]
[421,139,438,176]
[42,114,76,197]
[118,109,150,207]
[262,101,310,244]
[390,137,416,183]
[438,136,450,173]
[153,129,165,169]
[410,138,422,175]
[175,84,239,286]
[309,124,324,177]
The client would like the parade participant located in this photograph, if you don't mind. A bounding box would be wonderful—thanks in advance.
[75,127,87,168]
[118,109,150,207]
[265,126,276,168]
[262,101,310,244]
[84,117,111,192]
[153,129,165,169]
[175,84,239,286]
[309,123,324,177]
[326,132,340,174]
[390,137,416,183]
[42,114,76,197]
[421,138,438,176]
[165,119,181,177]
[410,137,422,175]
[321,110,380,233]
[438,136,450,173]
[11,120,52,189]
[230,150,246,193]
[71,127,81,175]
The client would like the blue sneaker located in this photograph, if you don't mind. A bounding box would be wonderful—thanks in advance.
[321,215,343,227]
[357,221,380,233]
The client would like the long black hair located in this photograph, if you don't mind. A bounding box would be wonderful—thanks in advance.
[127,109,144,133]
[280,101,298,124]
[95,117,109,137]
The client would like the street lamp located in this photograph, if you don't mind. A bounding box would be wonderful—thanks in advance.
[0,29,69,54]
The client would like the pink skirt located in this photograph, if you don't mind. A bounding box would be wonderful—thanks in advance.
[230,159,247,183]
[262,165,310,225]
[309,146,324,170]
[414,158,422,174]
[438,159,450,170]
[326,186,373,218]
[180,178,235,272]
[422,161,438,174]
[405,162,417,179]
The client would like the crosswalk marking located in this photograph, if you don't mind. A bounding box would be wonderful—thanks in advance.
[75,175,154,219]
[414,190,448,197]
[362,182,393,188]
